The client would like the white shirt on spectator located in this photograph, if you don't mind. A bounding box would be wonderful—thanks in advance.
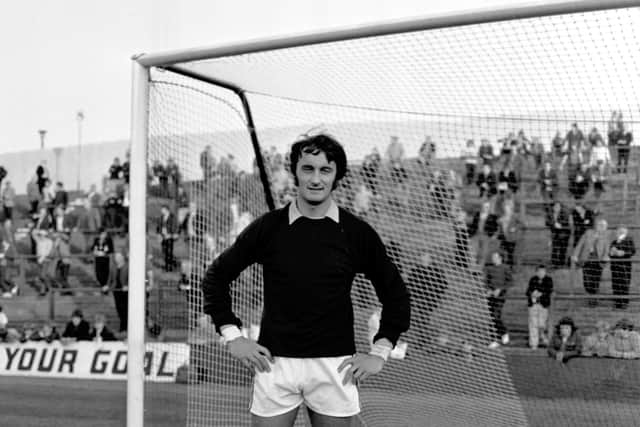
[590,146,611,166]
[461,146,477,164]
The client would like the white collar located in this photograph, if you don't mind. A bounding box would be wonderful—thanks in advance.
[288,199,339,225]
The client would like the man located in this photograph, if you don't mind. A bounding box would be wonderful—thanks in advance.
[36,160,49,195]
[485,251,513,349]
[609,227,636,310]
[546,201,571,268]
[53,182,68,211]
[476,163,497,198]
[525,265,553,349]
[616,131,633,174]
[157,205,178,272]
[570,203,594,248]
[478,138,495,166]
[109,157,123,180]
[202,134,410,427]
[200,145,215,180]
[106,252,129,333]
[538,160,558,204]
[572,218,610,306]
[61,309,91,342]
[1,180,15,221]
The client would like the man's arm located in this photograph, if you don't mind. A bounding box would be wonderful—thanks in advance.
[201,215,265,334]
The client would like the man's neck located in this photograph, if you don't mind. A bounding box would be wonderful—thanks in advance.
[296,195,332,218]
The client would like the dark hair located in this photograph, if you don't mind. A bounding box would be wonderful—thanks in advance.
[289,133,347,190]
[536,264,547,271]
[555,316,576,335]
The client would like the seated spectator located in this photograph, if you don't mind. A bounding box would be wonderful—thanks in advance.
[582,320,612,357]
[461,139,477,185]
[538,160,558,203]
[616,130,632,174]
[0,305,7,342]
[122,150,130,183]
[53,182,69,210]
[29,323,61,343]
[476,164,497,198]
[546,201,571,269]
[570,203,594,248]
[2,180,15,221]
[478,138,495,166]
[548,316,582,363]
[569,163,591,200]
[486,251,513,349]
[526,265,553,349]
[157,205,178,272]
[608,318,640,359]
[89,313,117,342]
[498,163,519,194]
[62,309,91,342]
[109,157,123,180]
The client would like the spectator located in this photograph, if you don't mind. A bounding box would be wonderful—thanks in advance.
[486,251,513,349]
[102,186,123,230]
[609,226,636,310]
[589,139,611,170]
[548,316,582,363]
[607,110,624,156]
[590,163,607,200]
[538,160,558,205]
[157,205,178,271]
[497,198,523,267]
[478,138,495,166]
[62,309,91,342]
[122,150,131,183]
[530,137,545,170]
[36,160,49,194]
[569,163,591,200]
[166,157,181,197]
[546,201,571,268]
[616,130,632,174]
[1,180,15,221]
[461,139,477,185]
[51,231,72,292]
[418,136,436,169]
[106,252,128,333]
[85,184,103,231]
[361,148,381,194]
[200,145,215,180]
[109,157,123,180]
[0,305,6,342]
[572,218,610,306]
[182,201,208,259]
[91,228,114,290]
[476,164,497,198]
[562,137,583,186]
[41,180,55,221]
[151,160,168,197]
[551,131,565,164]
[498,163,519,194]
[89,313,117,342]
[32,229,54,296]
[582,320,612,357]
[608,318,640,359]
[29,323,61,343]
[526,265,553,349]
[588,127,604,147]
[52,205,74,233]
[468,201,499,266]
[570,203,594,248]
[565,123,586,156]
[53,182,69,210]
[27,176,41,217]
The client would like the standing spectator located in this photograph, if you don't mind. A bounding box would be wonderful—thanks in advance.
[551,131,565,164]
[497,199,523,267]
[32,229,54,296]
[607,318,640,359]
[51,231,72,292]
[53,182,69,210]
[166,157,181,197]
[41,180,55,222]
[546,201,571,268]
[122,150,131,184]
[352,182,373,216]
[27,176,41,217]
[570,163,591,200]
[526,265,553,349]
[476,164,497,198]
[103,187,122,230]
[478,138,495,166]
[530,137,545,170]
[588,127,604,147]
[52,205,74,233]
[590,163,607,199]
[1,181,15,221]
[582,320,612,357]
[607,110,624,162]
[589,139,611,170]
[106,252,128,333]
[91,229,114,290]
[565,123,586,156]
[200,145,215,180]
[498,163,519,194]
[151,160,168,197]
[461,139,477,185]
[89,313,117,342]
[86,184,103,231]
[570,203,594,248]
[108,157,123,180]
[157,205,178,271]
[468,201,499,266]
[418,136,436,169]
[485,251,513,349]
[572,218,610,305]
[609,226,636,310]
[36,160,49,194]
[538,160,558,206]
[562,137,583,186]
[616,130,632,174]
[548,316,581,363]
[61,309,91,342]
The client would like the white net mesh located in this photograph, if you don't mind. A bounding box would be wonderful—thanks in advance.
[143,5,640,427]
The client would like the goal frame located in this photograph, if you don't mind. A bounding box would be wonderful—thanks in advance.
[128,1,639,425]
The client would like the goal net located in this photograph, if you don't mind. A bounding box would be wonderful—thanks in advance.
[138,3,640,427]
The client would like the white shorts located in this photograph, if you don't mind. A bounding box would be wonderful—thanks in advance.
[250,356,360,418]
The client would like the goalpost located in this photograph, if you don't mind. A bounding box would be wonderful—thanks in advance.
[129,1,640,426]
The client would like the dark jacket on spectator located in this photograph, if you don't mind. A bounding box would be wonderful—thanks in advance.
[526,275,554,308]
[62,319,91,341]
[548,318,582,362]
[89,325,117,342]
[546,207,571,239]
[157,212,178,238]
[54,190,68,209]
[484,263,513,297]
[538,168,558,195]
[570,208,594,247]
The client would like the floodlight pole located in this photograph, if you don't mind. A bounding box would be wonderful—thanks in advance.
[127,58,149,427]
[76,111,84,192]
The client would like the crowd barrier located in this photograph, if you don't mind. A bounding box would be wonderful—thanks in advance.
[0,341,188,383]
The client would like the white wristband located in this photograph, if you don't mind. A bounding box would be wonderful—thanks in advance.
[369,342,392,362]
[220,325,243,343]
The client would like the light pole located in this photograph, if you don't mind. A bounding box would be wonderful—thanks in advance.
[76,111,84,191]
[38,129,47,150]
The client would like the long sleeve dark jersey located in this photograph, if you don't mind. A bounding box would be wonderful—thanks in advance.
[202,204,411,358]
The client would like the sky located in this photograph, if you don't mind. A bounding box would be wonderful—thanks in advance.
[0,0,574,155]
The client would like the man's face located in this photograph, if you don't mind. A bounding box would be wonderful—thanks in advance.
[536,268,546,279]
[559,324,572,338]
[71,316,81,326]
[295,152,336,205]
[617,227,627,239]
